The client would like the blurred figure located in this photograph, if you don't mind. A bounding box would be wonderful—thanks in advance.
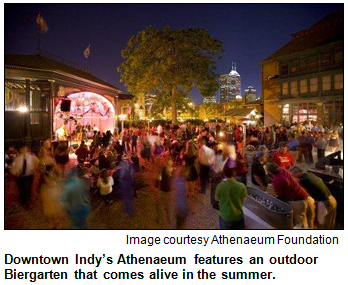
[297,131,310,164]
[329,130,339,152]
[11,145,37,209]
[75,141,89,162]
[157,158,174,226]
[97,169,114,204]
[314,132,327,161]
[152,135,163,164]
[121,130,129,154]
[287,135,299,161]
[60,170,91,229]
[106,151,115,169]
[113,155,135,216]
[174,166,190,229]
[251,151,268,191]
[40,164,63,229]
[98,152,108,170]
[235,148,248,185]
[131,131,138,153]
[38,139,55,186]
[291,166,336,229]
[38,139,54,165]
[307,131,315,164]
[198,138,215,194]
[183,141,198,197]
[210,149,226,210]
[140,138,151,166]
[75,159,88,177]
[89,160,100,192]
[130,152,140,172]
[215,166,247,229]
[54,141,70,177]
[5,145,17,165]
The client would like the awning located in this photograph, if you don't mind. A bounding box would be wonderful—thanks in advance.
[223,108,259,117]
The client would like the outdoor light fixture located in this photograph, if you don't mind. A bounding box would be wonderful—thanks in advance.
[17,106,29,113]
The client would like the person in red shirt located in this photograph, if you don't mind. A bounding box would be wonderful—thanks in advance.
[75,141,89,162]
[272,144,295,169]
[266,163,315,229]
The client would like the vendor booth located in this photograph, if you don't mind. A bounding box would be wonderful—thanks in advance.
[222,108,262,125]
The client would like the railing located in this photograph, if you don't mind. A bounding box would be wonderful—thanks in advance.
[38,49,90,74]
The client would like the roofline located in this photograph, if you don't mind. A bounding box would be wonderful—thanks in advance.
[5,64,121,94]
[260,36,344,64]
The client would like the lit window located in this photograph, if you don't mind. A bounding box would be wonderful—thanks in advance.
[309,78,318,92]
[282,83,289,95]
[308,115,317,122]
[283,104,289,114]
[300,80,308,94]
[282,115,290,123]
[334,74,343,90]
[322,76,331,91]
[290,81,298,95]
[299,115,307,123]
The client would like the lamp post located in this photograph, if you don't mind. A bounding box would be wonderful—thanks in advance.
[119,114,127,133]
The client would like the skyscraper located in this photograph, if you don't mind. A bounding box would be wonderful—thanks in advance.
[219,62,241,103]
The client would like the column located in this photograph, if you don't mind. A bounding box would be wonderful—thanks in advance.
[48,79,55,139]
[317,102,323,125]
[114,95,119,135]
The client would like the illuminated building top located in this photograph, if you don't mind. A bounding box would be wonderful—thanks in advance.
[220,62,241,103]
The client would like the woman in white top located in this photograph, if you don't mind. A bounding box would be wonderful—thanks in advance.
[97,169,114,204]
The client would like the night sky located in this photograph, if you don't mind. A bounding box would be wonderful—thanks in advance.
[5,3,342,104]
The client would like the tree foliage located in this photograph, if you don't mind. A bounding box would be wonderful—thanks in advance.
[117,26,223,123]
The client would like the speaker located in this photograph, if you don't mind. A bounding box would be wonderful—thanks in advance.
[61,100,71,112]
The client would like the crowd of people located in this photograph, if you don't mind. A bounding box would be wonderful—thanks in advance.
[5,120,342,230]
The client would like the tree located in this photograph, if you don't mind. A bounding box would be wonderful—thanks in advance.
[117,26,223,123]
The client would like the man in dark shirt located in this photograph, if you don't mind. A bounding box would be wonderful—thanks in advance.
[297,132,310,164]
[251,151,268,191]
[291,166,336,229]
